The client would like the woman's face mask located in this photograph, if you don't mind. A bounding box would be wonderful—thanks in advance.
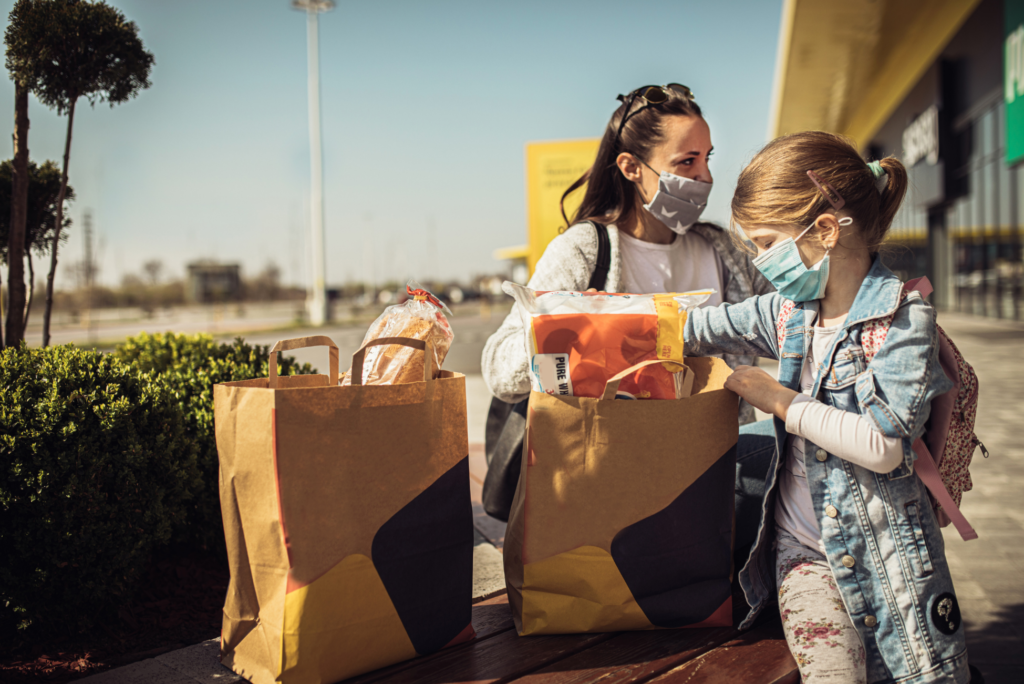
[751,217,852,302]
[641,167,713,235]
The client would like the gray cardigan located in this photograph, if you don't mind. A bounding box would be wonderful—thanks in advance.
[481,221,772,423]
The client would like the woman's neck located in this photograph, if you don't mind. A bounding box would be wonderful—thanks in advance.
[817,251,873,326]
[618,207,676,245]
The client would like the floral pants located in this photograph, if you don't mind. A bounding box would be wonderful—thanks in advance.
[776,532,868,683]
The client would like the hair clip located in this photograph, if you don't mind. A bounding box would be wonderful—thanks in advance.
[807,170,846,211]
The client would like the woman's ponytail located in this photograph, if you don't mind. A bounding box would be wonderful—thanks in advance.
[560,167,592,227]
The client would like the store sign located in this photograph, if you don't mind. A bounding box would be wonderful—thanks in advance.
[525,138,600,275]
[1005,0,1024,165]
[903,105,940,167]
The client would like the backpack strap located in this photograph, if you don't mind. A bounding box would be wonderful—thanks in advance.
[913,440,978,540]
[859,276,978,541]
[586,221,611,291]
[904,276,933,298]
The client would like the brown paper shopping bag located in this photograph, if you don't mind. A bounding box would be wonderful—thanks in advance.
[504,356,738,636]
[215,336,474,684]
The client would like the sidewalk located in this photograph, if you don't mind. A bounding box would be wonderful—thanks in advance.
[931,311,1024,683]
[79,310,1023,683]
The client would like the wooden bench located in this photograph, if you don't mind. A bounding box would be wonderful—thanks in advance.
[344,592,797,684]
[406,445,799,683]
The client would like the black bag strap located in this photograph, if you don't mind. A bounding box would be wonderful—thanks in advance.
[586,221,610,291]
[483,220,611,522]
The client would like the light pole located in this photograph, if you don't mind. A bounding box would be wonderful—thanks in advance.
[291,0,334,326]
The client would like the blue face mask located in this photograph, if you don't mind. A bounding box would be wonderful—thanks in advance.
[752,217,851,302]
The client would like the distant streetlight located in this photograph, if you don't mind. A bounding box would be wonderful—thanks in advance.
[291,0,334,326]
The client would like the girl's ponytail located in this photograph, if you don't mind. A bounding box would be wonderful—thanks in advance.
[871,156,909,248]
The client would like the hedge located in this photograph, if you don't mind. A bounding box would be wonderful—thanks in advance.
[0,334,317,638]
[0,344,198,637]
[112,333,315,551]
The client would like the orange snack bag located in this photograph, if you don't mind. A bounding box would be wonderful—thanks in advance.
[505,283,713,399]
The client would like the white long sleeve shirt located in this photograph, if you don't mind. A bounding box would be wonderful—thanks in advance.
[775,319,904,554]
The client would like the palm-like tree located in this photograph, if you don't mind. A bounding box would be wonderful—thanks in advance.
[6,0,154,346]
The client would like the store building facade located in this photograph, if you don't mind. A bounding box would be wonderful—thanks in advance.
[772,0,1021,319]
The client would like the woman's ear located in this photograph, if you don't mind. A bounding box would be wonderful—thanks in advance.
[815,214,841,251]
[616,152,642,182]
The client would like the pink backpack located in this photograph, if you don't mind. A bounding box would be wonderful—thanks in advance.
[777,277,987,541]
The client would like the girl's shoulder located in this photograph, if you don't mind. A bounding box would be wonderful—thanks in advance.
[861,288,935,350]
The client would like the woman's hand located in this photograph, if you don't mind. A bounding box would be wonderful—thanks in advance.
[724,365,799,421]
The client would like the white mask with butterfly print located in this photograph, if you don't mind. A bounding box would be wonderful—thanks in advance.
[641,169,713,235]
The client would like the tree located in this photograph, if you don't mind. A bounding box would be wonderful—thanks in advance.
[249,261,282,301]
[10,0,153,347]
[0,160,74,334]
[3,0,43,347]
[142,259,162,286]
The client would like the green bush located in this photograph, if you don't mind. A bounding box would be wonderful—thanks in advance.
[0,344,199,637]
[112,333,316,551]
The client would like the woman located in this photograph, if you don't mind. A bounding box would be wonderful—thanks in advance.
[483,83,771,420]
[482,84,775,549]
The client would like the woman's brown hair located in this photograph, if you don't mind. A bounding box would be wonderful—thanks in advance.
[731,131,908,253]
[559,87,703,228]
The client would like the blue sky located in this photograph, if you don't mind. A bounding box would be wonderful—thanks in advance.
[0,0,783,289]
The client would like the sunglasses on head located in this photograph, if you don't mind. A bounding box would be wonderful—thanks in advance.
[615,83,695,145]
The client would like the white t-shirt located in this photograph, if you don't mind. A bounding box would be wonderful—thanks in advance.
[618,230,724,305]
[775,322,841,555]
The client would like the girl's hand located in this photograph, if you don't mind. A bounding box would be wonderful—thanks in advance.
[724,365,799,421]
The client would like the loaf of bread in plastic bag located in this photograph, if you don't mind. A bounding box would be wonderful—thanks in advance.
[341,285,453,386]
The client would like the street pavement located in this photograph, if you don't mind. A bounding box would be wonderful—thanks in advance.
[231,307,505,378]
[23,301,307,349]
[78,308,1023,683]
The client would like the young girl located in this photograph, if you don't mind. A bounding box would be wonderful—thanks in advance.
[685,131,970,684]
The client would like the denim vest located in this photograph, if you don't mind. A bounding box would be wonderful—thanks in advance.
[686,258,968,684]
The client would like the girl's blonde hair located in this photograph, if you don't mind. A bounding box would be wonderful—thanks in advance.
[731,131,909,253]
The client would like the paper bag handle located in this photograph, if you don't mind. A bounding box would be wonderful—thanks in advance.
[602,358,688,400]
[269,335,340,389]
[350,336,435,386]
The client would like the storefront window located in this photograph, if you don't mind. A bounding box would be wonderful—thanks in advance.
[945,100,1022,319]
[980,109,995,158]
[882,95,1021,320]
[998,118,1013,227]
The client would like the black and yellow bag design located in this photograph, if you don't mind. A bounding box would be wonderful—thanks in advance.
[215,336,474,683]
[504,357,738,635]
